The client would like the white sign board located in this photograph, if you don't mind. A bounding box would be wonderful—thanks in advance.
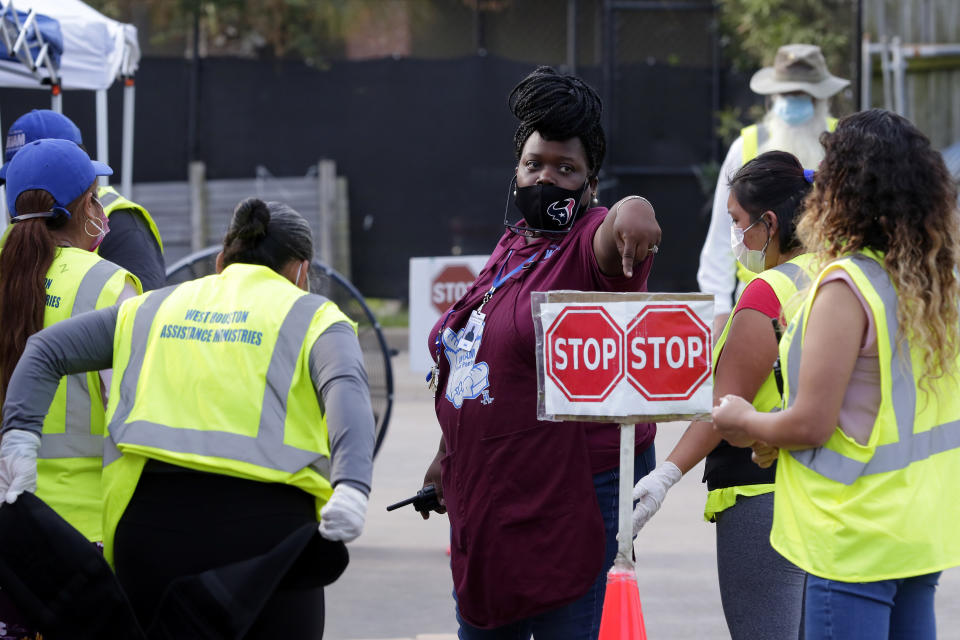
[409,255,489,373]
[533,291,715,422]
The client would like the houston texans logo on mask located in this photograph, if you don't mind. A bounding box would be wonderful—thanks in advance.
[546,198,576,225]
[508,178,589,236]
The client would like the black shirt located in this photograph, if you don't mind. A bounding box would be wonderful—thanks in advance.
[97,208,165,291]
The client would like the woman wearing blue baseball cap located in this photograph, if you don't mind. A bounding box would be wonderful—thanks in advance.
[0,137,142,535]
[0,137,142,635]
[2,109,166,291]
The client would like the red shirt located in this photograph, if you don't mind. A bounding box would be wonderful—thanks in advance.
[733,277,780,319]
[429,208,655,627]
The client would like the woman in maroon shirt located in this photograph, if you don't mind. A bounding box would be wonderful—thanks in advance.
[420,66,661,638]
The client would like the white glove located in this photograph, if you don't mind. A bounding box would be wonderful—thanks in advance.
[631,461,682,536]
[0,430,41,504]
[318,484,368,542]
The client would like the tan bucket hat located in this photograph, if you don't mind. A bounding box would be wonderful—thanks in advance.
[750,44,849,100]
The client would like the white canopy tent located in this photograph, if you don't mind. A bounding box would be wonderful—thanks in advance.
[0,0,140,223]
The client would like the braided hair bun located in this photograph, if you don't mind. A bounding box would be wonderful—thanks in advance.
[231,197,271,245]
[508,66,605,177]
[222,197,313,273]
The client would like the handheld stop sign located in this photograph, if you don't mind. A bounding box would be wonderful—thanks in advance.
[534,289,714,637]
[534,291,714,423]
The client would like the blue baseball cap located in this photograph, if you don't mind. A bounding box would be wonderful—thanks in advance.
[3,109,83,163]
[4,138,112,222]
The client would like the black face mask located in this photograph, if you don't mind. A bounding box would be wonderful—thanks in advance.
[503,176,590,237]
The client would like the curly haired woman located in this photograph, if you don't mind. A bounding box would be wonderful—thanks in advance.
[713,109,960,639]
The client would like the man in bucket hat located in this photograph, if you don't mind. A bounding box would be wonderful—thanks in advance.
[697,43,849,333]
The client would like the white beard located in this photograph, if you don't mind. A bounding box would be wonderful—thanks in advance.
[760,100,832,169]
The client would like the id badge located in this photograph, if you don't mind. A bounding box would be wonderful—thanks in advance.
[456,309,486,351]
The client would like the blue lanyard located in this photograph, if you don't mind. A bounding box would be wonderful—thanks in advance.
[428,245,554,387]
[486,248,541,303]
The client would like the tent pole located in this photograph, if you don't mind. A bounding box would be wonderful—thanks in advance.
[187,0,200,163]
[121,77,135,197]
[51,84,62,113]
[96,89,108,186]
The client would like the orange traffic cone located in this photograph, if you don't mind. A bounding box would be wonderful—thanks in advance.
[597,565,647,640]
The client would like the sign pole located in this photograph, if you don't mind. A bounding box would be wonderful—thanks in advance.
[617,423,635,566]
[534,290,714,638]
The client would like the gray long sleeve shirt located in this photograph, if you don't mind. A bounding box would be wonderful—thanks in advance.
[2,305,375,494]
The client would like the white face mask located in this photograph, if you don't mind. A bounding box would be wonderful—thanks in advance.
[730,218,770,274]
[294,261,309,290]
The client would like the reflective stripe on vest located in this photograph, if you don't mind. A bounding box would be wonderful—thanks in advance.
[748,259,813,321]
[704,254,815,518]
[98,189,120,208]
[105,288,332,478]
[39,259,124,460]
[714,254,814,401]
[785,254,960,484]
[767,260,809,289]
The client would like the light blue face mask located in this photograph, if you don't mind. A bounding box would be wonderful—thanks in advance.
[773,95,815,126]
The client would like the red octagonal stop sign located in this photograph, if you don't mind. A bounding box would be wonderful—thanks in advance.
[431,265,476,314]
[625,305,711,401]
[546,306,624,402]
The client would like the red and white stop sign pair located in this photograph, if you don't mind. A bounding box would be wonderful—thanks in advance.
[535,292,714,422]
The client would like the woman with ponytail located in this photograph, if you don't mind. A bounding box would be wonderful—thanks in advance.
[0,138,140,638]
[420,66,661,637]
[1,196,375,637]
[631,151,814,639]
[0,138,140,536]
[714,109,960,638]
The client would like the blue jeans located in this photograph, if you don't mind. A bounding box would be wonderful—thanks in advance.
[456,444,657,640]
[804,572,941,640]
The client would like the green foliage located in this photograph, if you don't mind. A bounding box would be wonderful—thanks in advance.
[364,298,408,328]
[707,0,856,197]
[87,0,447,63]
[718,0,851,75]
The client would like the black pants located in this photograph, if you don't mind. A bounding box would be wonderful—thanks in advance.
[114,462,325,639]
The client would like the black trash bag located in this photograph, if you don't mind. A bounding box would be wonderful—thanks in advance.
[0,493,348,640]
[0,491,146,640]
[147,523,348,640]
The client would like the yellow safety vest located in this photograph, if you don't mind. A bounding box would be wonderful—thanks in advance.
[32,248,141,541]
[96,185,164,253]
[773,249,960,581]
[704,253,815,521]
[735,118,837,286]
[100,262,355,563]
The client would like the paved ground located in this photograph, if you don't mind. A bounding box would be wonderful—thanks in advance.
[325,351,960,640]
